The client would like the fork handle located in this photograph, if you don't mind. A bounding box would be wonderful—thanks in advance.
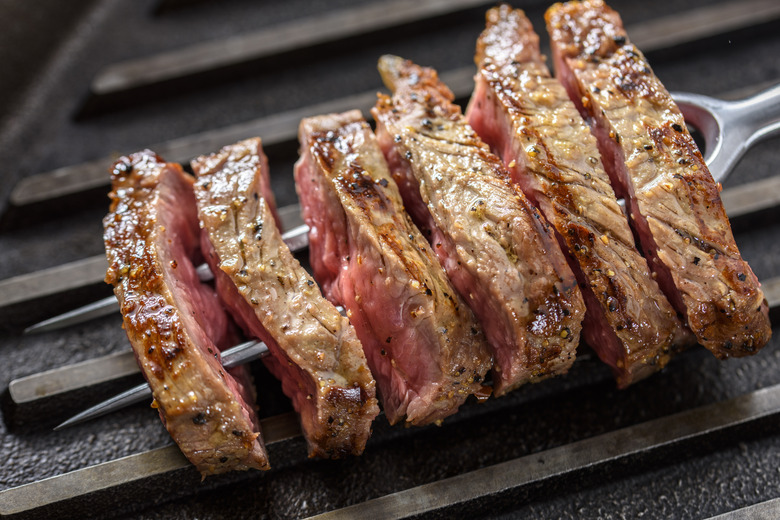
[730,82,780,146]
[676,83,780,183]
[714,83,780,181]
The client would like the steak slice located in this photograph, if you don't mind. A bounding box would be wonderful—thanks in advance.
[546,0,771,357]
[103,150,269,476]
[466,5,693,387]
[192,138,379,458]
[372,55,586,396]
[295,111,493,425]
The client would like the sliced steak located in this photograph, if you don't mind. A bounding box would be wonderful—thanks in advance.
[546,0,771,357]
[103,150,269,476]
[295,110,493,425]
[372,55,585,396]
[466,5,693,387]
[192,138,379,458]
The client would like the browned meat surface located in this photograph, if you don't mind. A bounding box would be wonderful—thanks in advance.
[547,0,771,357]
[103,150,269,476]
[466,5,693,387]
[192,138,379,458]
[295,111,493,425]
[372,55,585,396]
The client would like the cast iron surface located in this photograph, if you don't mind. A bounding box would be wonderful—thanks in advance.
[1,0,779,518]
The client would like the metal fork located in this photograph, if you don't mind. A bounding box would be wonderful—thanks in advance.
[26,85,780,336]
[51,83,780,429]
[23,223,311,334]
[55,304,347,430]
[51,222,311,430]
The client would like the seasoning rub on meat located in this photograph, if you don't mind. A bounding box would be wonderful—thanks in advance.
[466,5,693,387]
[192,138,379,458]
[295,111,493,425]
[547,0,771,357]
[372,55,586,396]
[103,151,269,476]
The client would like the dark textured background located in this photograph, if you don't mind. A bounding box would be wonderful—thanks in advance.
[0,0,779,518]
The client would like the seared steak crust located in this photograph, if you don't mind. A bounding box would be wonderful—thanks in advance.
[192,138,379,458]
[372,55,585,396]
[467,5,692,386]
[546,0,771,357]
[295,111,493,425]
[103,150,269,476]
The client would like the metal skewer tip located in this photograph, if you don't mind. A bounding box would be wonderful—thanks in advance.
[53,383,152,431]
[24,224,311,335]
[53,340,269,431]
[24,296,120,335]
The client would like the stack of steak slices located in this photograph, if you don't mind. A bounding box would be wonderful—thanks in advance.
[101,1,773,474]
[466,5,694,387]
[192,138,379,458]
[372,55,586,396]
[295,111,493,426]
[103,151,270,476]
[547,0,771,356]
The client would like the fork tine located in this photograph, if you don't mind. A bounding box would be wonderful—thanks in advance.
[23,224,311,334]
[53,382,152,430]
[54,340,269,430]
[24,296,120,335]
[53,305,343,430]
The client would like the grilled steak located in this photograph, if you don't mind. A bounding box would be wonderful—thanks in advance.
[295,111,493,425]
[192,138,379,458]
[466,5,693,387]
[103,150,269,476]
[372,55,586,396]
[547,0,771,357]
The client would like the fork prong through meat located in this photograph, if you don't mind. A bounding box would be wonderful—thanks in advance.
[372,55,586,396]
[466,5,694,387]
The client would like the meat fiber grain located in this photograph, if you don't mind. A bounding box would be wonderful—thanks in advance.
[296,111,492,425]
[547,0,771,357]
[373,55,585,396]
[467,5,693,386]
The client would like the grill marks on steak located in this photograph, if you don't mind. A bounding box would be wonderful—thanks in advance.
[546,0,771,357]
[372,55,585,396]
[466,5,692,387]
[192,138,379,458]
[295,111,493,425]
[103,150,269,476]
